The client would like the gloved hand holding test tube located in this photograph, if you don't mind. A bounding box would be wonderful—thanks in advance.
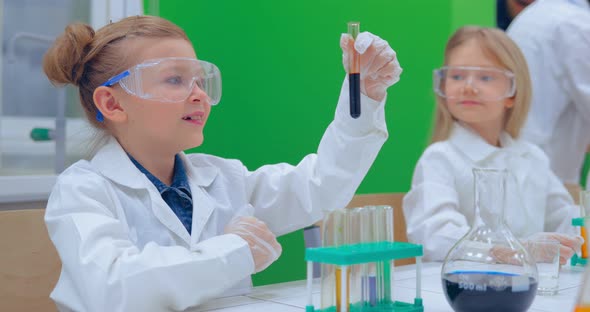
[341,22,403,117]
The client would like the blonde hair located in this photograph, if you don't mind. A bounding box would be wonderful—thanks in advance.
[42,15,190,129]
[431,26,531,143]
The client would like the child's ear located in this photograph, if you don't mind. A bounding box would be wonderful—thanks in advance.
[93,86,128,123]
[505,98,515,108]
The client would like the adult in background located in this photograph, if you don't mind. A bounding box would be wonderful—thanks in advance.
[507,0,590,187]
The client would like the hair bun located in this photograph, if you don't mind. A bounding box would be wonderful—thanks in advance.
[43,23,95,86]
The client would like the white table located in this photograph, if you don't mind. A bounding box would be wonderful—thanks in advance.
[195,262,585,312]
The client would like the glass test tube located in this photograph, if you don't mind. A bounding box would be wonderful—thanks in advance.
[337,209,352,312]
[360,207,377,306]
[321,209,351,311]
[581,190,590,259]
[575,221,590,311]
[335,266,350,312]
[347,208,363,306]
[359,206,394,306]
[374,206,394,303]
[347,21,361,119]
[320,210,340,309]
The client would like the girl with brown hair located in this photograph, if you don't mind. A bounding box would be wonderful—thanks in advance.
[42,15,402,311]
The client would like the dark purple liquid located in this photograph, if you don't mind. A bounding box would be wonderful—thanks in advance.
[442,272,537,312]
[349,73,360,118]
[361,276,377,305]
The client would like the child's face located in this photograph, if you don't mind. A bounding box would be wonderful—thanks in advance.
[114,38,211,153]
[444,39,514,131]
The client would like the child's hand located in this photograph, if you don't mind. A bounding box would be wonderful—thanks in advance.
[526,232,584,265]
[225,216,282,273]
[340,32,403,101]
[490,232,584,265]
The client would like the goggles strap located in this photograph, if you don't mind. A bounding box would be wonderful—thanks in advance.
[96,110,104,123]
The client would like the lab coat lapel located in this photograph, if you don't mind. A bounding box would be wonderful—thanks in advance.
[508,157,530,189]
[151,154,220,247]
[188,184,215,249]
[500,133,531,188]
[449,123,531,186]
[148,187,193,245]
[93,137,193,245]
[180,153,218,249]
[498,134,532,235]
[449,123,498,163]
[91,137,149,189]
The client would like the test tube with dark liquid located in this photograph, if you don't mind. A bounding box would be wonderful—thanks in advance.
[348,22,360,119]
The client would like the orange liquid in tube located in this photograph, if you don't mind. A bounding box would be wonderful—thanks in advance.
[335,267,350,311]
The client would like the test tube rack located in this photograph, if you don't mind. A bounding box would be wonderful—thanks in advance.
[305,241,424,312]
[571,217,588,267]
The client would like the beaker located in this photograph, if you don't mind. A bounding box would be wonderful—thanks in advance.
[441,168,538,312]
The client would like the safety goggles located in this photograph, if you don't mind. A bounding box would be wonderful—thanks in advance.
[433,66,516,102]
[101,57,222,105]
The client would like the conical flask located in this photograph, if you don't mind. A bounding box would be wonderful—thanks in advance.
[441,168,538,312]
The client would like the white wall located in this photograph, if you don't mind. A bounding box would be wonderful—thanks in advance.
[90,0,143,29]
[0,0,4,170]
[0,0,144,204]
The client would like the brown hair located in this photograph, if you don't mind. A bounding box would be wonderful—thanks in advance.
[42,15,190,129]
[431,26,532,142]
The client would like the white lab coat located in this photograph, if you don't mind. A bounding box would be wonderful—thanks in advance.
[507,0,590,184]
[45,78,388,312]
[403,123,578,262]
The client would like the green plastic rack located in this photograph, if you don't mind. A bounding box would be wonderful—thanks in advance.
[304,241,424,312]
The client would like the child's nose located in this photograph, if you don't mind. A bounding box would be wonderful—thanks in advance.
[461,76,478,95]
[188,81,211,105]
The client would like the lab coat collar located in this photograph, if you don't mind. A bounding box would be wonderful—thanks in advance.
[91,137,218,189]
[542,0,590,9]
[566,0,590,9]
[449,122,528,163]
[91,137,147,189]
[128,153,192,196]
[178,153,218,188]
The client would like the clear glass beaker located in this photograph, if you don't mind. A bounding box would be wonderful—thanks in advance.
[441,168,538,312]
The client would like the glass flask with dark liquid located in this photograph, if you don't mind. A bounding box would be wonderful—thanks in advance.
[441,168,538,312]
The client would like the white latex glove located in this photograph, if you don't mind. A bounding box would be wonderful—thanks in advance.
[340,31,403,101]
[224,216,282,273]
[525,232,584,265]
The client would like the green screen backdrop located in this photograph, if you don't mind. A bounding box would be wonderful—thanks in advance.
[144,0,494,286]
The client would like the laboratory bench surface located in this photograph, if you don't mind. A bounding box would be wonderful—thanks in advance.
[194,262,585,312]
